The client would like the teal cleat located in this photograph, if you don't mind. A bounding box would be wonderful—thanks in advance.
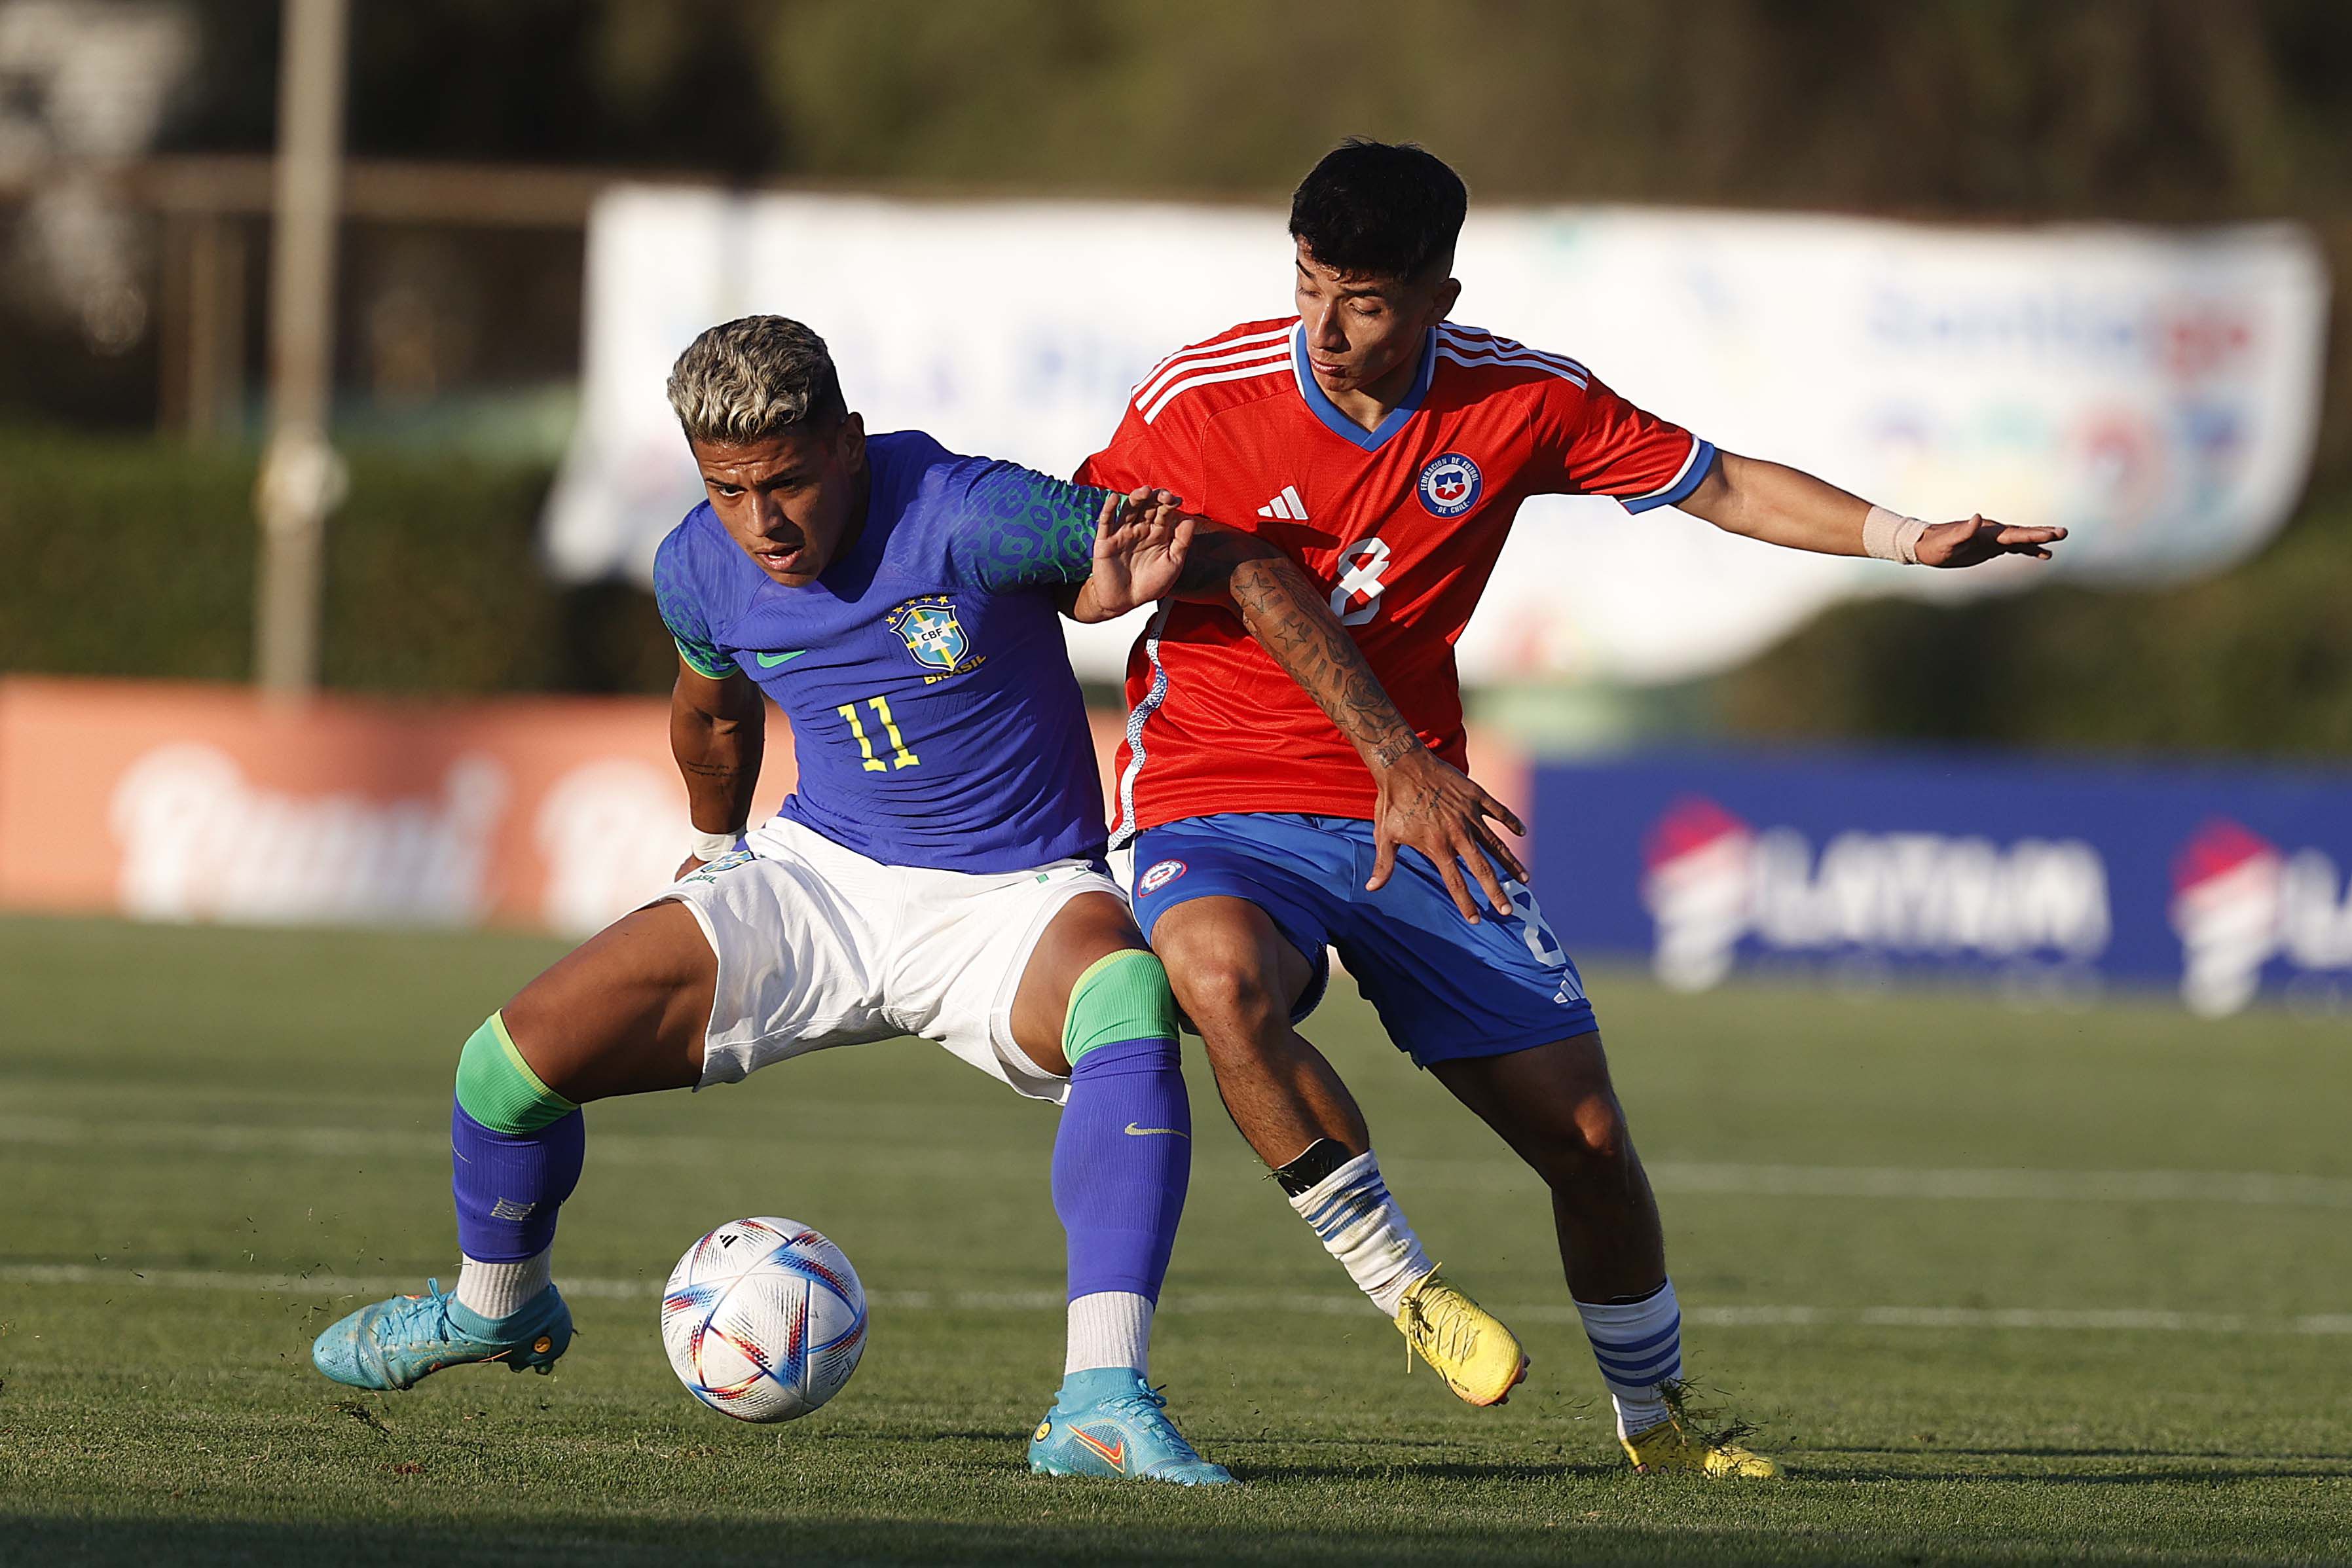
[1028,1370,1234,1486]
[310,1279,571,1391]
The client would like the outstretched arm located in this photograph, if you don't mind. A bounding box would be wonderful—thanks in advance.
[1677,450,2066,566]
[1075,486,1526,923]
[670,659,765,877]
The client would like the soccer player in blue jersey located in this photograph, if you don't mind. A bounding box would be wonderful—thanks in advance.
[308,315,1430,1484]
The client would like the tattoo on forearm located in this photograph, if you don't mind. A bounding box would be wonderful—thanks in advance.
[1230,558,1420,768]
[678,759,751,780]
[1171,532,1260,596]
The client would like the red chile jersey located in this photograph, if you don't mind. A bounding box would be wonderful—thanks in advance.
[1076,318,1715,839]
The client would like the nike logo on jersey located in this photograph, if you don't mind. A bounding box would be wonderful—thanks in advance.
[1255,484,1308,522]
[754,650,807,668]
[1124,1122,1190,1139]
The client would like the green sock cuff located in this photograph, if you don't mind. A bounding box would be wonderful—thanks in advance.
[1063,949,1179,1067]
[454,1012,578,1133]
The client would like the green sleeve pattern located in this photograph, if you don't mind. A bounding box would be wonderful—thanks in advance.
[956,464,1112,592]
[652,536,739,677]
[671,636,737,680]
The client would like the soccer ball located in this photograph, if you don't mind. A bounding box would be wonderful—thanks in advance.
[660,1216,868,1423]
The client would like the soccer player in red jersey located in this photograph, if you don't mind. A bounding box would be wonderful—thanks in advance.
[1076,140,2065,1476]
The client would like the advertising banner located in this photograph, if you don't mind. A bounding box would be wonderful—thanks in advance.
[545,187,2328,685]
[0,678,760,938]
[1534,750,2352,1016]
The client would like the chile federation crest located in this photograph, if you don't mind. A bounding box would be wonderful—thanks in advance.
[1416,452,1483,518]
[887,596,973,673]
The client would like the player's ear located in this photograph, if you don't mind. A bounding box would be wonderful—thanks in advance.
[1433,275,1461,322]
[837,410,866,471]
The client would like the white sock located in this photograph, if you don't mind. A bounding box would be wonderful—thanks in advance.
[1575,1278,1681,1438]
[455,1249,553,1322]
[1287,1150,1432,1317]
[1063,1290,1152,1376]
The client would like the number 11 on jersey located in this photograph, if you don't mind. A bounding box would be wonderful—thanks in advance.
[836,695,919,772]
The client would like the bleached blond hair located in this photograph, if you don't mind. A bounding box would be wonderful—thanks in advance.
[665,315,846,445]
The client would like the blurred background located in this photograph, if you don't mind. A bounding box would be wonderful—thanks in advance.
[3,0,2348,1012]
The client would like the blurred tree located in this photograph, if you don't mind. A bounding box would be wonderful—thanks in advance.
[722,0,2352,219]
[147,0,2351,221]
[165,0,779,174]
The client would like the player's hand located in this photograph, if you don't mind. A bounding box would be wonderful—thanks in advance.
[1086,486,1198,618]
[1916,514,2067,568]
[1367,746,1528,924]
[674,855,707,880]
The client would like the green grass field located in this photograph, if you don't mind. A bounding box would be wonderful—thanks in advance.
[2,913,2348,1566]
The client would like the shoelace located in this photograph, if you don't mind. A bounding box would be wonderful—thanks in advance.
[1101,1384,1204,1463]
[382,1278,458,1345]
[1399,1277,1480,1374]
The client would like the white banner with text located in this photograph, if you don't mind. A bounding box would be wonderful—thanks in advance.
[545,189,2327,685]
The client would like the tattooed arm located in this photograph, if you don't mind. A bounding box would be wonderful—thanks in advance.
[1074,486,1524,921]
[670,658,765,877]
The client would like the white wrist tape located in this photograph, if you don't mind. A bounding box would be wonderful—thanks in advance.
[1863,505,1930,564]
[688,826,744,862]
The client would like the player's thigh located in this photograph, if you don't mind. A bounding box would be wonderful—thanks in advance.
[500,899,716,1103]
[1148,896,1319,1028]
[1128,818,1343,1028]
[1005,890,1147,1075]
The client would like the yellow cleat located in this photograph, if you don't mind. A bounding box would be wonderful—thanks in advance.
[1393,1269,1528,1407]
[1621,1417,1782,1478]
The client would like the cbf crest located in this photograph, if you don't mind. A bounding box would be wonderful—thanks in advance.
[887,596,974,675]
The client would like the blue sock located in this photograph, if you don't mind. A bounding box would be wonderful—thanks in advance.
[1052,1034,1190,1389]
[449,1103,583,1330]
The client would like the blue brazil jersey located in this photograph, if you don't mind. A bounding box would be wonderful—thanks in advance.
[652,430,1114,873]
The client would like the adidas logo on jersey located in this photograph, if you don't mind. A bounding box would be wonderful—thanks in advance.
[1256,484,1308,522]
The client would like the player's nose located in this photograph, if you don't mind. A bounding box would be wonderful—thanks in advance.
[750,494,794,535]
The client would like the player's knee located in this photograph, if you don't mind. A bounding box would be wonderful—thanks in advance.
[1166,946,1285,1039]
[1528,1091,1634,1188]
[1061,948,1180,1070]
[454,1012,580,1132]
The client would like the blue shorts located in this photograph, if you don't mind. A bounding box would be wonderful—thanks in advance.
[1127,812,1598,1068]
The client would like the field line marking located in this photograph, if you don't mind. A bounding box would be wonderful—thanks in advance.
[1638,1161,2352,1209]
[3,1264,2347,1336]
[5,1116,2349,1210]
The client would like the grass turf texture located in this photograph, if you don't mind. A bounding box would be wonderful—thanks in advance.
[1,915,2347,1566]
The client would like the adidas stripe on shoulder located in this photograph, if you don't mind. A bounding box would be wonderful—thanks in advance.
[1435,323,1589,386]
[1132,321,1294,424]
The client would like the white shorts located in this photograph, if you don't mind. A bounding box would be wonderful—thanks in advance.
[652,816,1118,1104]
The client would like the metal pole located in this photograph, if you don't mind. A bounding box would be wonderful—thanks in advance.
[253,0,348,695]
[192,214,249,442]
